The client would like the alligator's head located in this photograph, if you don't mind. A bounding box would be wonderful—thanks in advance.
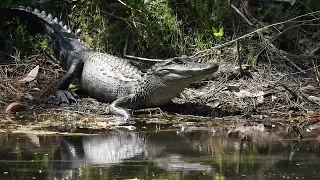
[140,56,218,107]
[151,56,219,86]
[137,58,219,107]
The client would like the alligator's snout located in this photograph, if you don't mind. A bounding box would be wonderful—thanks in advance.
[163,62,219,76]
[152,58,219,85]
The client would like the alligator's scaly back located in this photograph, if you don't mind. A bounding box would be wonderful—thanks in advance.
[0,6,88,68]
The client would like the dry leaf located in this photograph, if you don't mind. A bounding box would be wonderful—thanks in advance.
[271,95,278,102]
[5,102,26,113]
[24,93,34,100]
[311,114,320,121]
[308,96,320,103]
[234,90,252,98]
[300,85,316,92]
[257,96,264,104]
[19,65,39,83]
[253,91,265,97]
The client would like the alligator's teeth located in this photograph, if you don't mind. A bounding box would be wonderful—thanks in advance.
[34,8,40,14]
[59,21,64,26]
[47,13,53,20]
[26,7,32,12]
[67,29,72,33]
[41,11,46,17]
[53,17,58,23]
[63,25,68,30]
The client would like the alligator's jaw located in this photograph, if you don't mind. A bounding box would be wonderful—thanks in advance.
[136,59,219,108]
[151,58,219,85]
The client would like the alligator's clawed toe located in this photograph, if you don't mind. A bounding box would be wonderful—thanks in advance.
[56,90,77,105]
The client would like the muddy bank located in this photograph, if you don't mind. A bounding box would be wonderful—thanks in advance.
[1,109,319,142]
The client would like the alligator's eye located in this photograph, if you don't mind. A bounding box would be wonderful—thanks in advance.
[156,69,170,76]
[172,58,184,64]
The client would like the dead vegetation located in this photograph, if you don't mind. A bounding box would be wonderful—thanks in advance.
[0,54,61,111]
[175,1,320,118]
[178,62,320,117]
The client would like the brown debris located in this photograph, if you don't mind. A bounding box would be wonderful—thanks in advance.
[5,102,26,113]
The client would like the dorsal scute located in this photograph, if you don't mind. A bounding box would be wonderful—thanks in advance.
[87,52,143,80]
[26,6,32,12]
[41,11,46,17]
[53,17,58,23]
[47,13,53,21]
[34,8,40,14]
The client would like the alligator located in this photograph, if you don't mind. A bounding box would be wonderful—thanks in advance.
[0,7,219,122]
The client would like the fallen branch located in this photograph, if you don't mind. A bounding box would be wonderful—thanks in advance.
[262,36,307,75]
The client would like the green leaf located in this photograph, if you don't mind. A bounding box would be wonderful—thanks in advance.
[212,26,224,37]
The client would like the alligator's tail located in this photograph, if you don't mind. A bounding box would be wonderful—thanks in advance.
[0,6,89,66]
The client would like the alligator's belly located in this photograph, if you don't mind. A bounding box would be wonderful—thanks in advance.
[142,87,185,108]
[81,75,120,102]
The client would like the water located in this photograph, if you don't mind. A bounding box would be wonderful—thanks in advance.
[0,123,319,180]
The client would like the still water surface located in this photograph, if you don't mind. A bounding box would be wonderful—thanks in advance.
[0,123,319,180]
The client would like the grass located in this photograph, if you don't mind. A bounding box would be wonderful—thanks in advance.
[0,0,236,59]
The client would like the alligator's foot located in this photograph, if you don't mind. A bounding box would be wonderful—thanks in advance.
[108,95,135,124]
[109,104,131,124]
[56,90,77,105]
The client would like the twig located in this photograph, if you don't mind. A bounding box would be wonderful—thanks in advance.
[123,34,164,62]
[312,60,319,82]
[279,50,307,75]
[116,0,142,13]
[279,83,299,100]
[104,11,146,27]
[259,35,307,75]
[230,2,253,76]
[124,54,164,62]
[230,5,253,26]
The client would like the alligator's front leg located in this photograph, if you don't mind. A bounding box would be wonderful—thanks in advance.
[56,58,84,105]
[109,94,135,123]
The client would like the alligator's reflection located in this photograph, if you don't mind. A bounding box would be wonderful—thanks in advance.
[49,129,212,179]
